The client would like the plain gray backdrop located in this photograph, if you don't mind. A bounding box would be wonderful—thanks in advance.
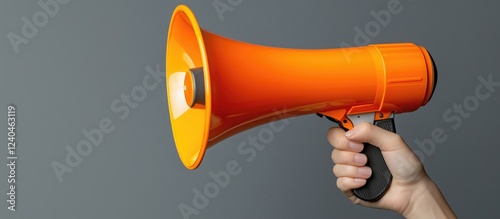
[1,0,499,218]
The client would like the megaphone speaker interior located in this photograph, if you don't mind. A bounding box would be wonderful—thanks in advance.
[166,5,437,201]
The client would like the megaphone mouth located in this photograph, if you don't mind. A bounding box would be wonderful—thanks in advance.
[166,5,211,169]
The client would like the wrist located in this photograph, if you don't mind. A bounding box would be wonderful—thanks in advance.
[402,176,456,219]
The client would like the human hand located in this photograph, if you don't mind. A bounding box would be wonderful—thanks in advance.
[328,122,456,218]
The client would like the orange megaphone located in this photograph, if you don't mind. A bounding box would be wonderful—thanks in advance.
[166,5,437,201]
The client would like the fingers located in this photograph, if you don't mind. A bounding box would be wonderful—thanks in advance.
[329,127,371,192]
[327,127,364,152]
[333,164,372,179]
[331,149,367,166]
[337,177,367,192]
[327,127,347,149]
[341,122,424,182]
[344,122,406,152]
[332,148,372,192]
[334,165,371,197]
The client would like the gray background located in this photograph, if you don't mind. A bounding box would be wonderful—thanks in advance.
[1,0,499,218]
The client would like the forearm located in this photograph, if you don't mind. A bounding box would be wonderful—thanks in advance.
[402,176,456,219]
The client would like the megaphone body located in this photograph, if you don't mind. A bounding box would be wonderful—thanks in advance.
[166,5,437,201]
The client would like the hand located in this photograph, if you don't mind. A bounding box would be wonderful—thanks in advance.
[328,122,456,219]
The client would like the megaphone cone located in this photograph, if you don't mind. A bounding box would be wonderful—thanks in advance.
[166,5,437,201]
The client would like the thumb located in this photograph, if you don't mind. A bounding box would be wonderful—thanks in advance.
[345,122,424,181]
[344,122,405,152]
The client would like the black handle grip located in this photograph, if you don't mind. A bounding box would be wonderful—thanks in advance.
[352,118,395,201]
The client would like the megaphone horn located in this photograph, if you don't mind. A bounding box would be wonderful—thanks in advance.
[166,5,437,202]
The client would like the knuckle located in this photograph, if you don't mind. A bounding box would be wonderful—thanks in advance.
[332,165,340,176]
[331,149,348,164]
[336,177,349,191]
[334,164,357,177]
[357,122,372,132]
[328,128,347,149]
[336,178,343,189]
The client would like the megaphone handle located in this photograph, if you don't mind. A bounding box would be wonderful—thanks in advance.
[352,118,394,202]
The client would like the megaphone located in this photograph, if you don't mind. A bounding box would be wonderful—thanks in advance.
[166,5,437,201]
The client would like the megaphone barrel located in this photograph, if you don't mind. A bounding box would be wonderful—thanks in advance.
[166,5,436,201]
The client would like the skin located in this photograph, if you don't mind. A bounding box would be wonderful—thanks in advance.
[328,122,456,219]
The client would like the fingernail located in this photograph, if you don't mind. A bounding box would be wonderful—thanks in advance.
[353,154,367,164]
[348,141,363,151]
[357,167,372,177]
[345,129,356,138]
